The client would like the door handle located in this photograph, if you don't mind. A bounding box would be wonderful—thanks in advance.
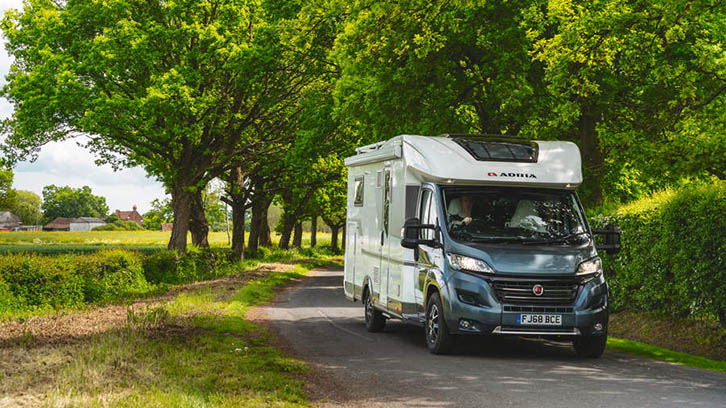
[380,230,385,245]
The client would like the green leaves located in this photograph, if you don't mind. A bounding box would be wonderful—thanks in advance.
[41,185,109,223]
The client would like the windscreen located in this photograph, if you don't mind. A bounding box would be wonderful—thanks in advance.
[441,186,589,245]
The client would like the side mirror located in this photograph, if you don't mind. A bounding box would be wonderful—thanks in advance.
[401,217,420,249]
[400,217,443,249]
[593,224,621,255]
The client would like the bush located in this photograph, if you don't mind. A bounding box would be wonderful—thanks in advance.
[592,181,726,325]
[142,248,237,285]
[0,254,85,312]
[75,250,151,302]
[0,247,241,314]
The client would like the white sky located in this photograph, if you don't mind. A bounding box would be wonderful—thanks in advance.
[1,0,167,214]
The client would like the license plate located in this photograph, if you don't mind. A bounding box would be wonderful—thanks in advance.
[517,314,562,326]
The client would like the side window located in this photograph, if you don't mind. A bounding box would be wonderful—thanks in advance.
[405,185,420,220]
[419,190,432,240]
[426,194,439,241]
[353,176,364,207]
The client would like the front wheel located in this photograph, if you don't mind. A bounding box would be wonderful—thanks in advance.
[363,288,386,332]
[425,292,454,354]
[573,335,607,358]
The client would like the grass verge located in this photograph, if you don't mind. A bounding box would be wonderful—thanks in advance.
[607,337,726,373]
[1,258,342,407]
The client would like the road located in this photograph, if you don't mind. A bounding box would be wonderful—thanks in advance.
[263,269,726,407]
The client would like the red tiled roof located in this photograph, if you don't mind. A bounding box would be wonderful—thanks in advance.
[115,208,143,226]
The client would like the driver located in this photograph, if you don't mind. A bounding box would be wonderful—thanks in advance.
[449,195,474,227]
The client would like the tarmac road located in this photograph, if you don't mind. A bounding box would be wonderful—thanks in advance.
[263,269,726,408]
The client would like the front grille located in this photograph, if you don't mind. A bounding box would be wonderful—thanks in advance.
[487,276,580,306]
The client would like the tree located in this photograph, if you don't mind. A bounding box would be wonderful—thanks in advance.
[142,198,173,231]
[41,185,109,223]
[2,0,327,251]
[526,0,726,203]
[0,168,17,210]
[11,190,42,225]
[332,0,544,142]
[315,159,347,253]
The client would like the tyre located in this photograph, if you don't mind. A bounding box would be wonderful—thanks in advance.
[425,292,455,354]
[363,288,386,332]
[573,335,607,358]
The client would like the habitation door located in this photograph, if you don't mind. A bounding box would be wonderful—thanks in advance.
[378,167,392,307]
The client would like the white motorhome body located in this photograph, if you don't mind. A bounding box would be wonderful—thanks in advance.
[344,135,616,356]
[344,135,582,306]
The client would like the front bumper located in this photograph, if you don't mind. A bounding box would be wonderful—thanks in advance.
[443,271,609,337]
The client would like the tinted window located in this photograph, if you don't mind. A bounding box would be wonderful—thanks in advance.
[419,189,438,241]
[383,170,391,236]
[441,186,588,245]
[405,185,420,219]
[451,137,538,163]
[354,177,364,207]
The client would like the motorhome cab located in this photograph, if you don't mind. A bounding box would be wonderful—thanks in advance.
[343,135,621,356]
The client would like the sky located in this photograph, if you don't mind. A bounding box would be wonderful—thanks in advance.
[0,0,167,214]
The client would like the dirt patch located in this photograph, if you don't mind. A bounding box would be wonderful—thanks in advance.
[609,311,726,360]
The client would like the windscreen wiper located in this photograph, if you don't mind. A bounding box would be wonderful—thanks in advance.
[520,231,591,246]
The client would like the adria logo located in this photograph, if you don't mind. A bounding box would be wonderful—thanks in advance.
[487,172,537,178]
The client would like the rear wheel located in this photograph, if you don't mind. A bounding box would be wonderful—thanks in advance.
[425,292,454,354]
[363,288,386,332]
[573,335,607,358]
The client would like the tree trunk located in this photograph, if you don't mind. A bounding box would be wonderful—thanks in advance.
[579,109,605,206]
[168,185,194,253]
[292,222,303,248]
[330,225,339,253]
[259,203,272,247]
[231,200,245,260]
[278,213,295,250]
[189,190,210,247]
[310,217,317,248]
[248,198,264,254]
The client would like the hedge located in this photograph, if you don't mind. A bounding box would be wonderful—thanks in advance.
[0,247,239,315]
[591,181,726,325]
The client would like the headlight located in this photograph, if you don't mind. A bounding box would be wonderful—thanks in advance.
[447,253,495,274]
[576,257,603,278]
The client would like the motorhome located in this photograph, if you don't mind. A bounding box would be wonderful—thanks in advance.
[343,135,620,356]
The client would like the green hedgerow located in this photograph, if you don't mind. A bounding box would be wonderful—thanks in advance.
[75,250,151,303]
[592,181,726,325]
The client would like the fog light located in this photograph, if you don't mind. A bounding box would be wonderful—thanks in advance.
[458,319,481,332]
[594,323,603,331]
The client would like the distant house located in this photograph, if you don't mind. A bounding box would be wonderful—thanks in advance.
[0,211,21,231]
[161,223,173,232]
[43,217,107,231]
[70,217,107,231]
[115,205,143,226]
[43,217,75,231]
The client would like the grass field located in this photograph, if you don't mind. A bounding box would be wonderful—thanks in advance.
[1,255,342,407]
[0,231,333,253]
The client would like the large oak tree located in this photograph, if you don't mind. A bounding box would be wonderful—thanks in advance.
[1,0,320,251]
